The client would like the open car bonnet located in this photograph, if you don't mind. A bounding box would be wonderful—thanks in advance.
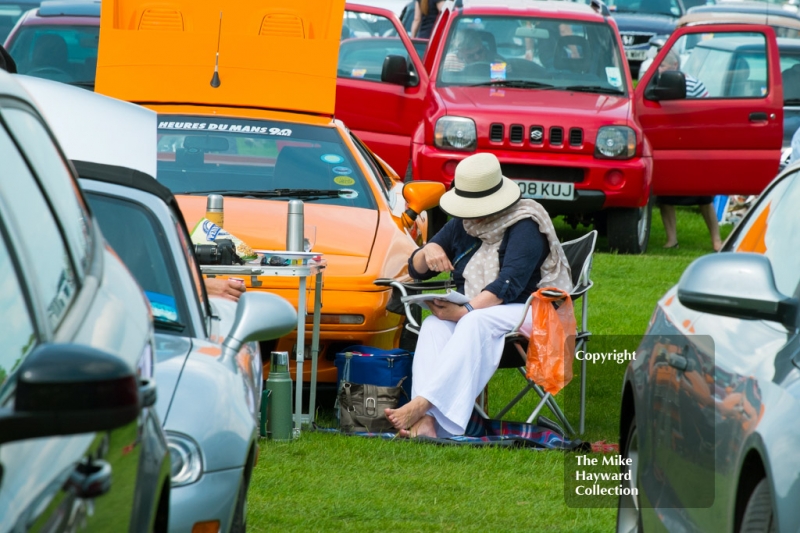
[96,0,345,116]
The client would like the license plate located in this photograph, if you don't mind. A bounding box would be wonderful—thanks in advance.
[513,180,574,201]
[625,49,647,61]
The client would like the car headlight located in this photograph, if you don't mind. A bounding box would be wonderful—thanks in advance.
[434,117,477,151]
[595,126,636,159]
[166,432,202,486]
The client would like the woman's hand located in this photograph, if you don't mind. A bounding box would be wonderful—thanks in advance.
[428,299,468,322]
[422,243,454,273]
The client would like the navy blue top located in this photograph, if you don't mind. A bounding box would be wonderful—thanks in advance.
[409,218,548,304]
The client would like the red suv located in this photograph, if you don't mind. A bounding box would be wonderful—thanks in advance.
[336,1,783,253]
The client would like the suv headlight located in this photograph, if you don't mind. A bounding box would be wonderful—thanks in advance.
[595,126,636,159]
[166,432,202,486]
[434,117,477,151]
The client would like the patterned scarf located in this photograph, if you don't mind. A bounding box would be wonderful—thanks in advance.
[461,199,572,299]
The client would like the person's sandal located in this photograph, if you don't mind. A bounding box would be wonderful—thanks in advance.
[663,242,679,249]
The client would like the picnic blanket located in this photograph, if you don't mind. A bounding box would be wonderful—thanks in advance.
[315,409,589,450]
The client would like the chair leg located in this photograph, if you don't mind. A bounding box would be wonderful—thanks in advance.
[473,401,489,419]
[532,383,576,436]
[579,291,589,435]
[526,393,550,424]
[494,382,535,419]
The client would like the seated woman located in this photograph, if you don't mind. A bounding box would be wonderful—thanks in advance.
[385,153,572,438]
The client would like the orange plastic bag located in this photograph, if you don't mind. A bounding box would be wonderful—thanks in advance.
[525,287,577,396]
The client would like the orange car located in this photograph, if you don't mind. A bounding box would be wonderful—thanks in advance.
[95,0,443,387]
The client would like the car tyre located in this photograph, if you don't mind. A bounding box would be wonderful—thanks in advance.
[607,201,651,254]
[740,478,776,533]
[616,418,642,533]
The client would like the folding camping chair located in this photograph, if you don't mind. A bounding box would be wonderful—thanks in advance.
[375,229,597,435]
[484,230,597,435]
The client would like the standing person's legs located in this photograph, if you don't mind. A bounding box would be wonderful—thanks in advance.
[699,203,722,252]
[386,304,526,436]
[659,203,679,248]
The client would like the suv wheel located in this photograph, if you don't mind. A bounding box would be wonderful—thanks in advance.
[607,202,651,254]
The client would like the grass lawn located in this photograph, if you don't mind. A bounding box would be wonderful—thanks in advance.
[248,206,732,532]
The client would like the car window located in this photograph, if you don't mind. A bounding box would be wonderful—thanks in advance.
[6,25,99,86]
[342,10,400,40]
[0,123,77,330]
[729,170,800,296]
[437,15,627,96]
[156,116,376,210]
[662,32,770,99]
[339,11,411,82]
[172,213,209,328]
[351,133,393,195]
[0,227,37,390]
[2,107,93,276]
[86,193,192,336]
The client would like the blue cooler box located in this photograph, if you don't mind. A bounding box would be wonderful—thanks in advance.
[334,346,413,407]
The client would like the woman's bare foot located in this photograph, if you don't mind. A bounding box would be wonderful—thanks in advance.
[385,396,432,432]
[398,415,437,438]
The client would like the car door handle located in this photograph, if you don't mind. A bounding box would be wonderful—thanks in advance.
[139,378,157,408]
[667,353,688,371]
[67,459,112,499]
[749,112,768,122]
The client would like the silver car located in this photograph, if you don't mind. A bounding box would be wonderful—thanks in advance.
[618,162,800,532]
[20,76,298,532]
[0,70,171,529]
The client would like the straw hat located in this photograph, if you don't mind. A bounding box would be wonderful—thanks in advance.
[439,153,521,219]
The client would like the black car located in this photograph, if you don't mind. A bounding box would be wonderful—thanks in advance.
[605,0,686,78]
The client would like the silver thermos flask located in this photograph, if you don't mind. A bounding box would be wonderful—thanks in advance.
[286,200,304,252]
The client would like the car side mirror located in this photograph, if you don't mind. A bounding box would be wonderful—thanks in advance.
[382,55,415,87]
[0,344,141,445]
[677,253,799,329]
[401,181,446,227]
[221,292,298,360]
[645,70,687,101]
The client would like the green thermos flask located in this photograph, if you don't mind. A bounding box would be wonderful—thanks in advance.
[266,351,293,441]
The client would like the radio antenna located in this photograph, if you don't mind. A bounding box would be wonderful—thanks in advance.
[210,11,222,88]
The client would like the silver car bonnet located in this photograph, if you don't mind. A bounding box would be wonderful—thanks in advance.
[13,75,156,176]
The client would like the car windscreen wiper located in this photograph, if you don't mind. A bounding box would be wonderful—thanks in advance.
[153,316,187,332]
[784,98,800,106]
[178,189,354,200]
[68,80,95,89]
[563,85,625,95]
[466,80,556,89]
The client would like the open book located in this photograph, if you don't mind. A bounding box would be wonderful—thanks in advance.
[400,289,470,312]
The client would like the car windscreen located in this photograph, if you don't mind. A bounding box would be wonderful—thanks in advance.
[0,3,31,42]
[157,116,376,210]
[7,24,98,88]
[85,192,192,335]
[437,15,627,96]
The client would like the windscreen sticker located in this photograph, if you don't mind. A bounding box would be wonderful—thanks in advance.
[339,189,358,199]
[334,176,356,186]
[490,62,507,81]
[158,121,292,136]
[321,154,345,164]
[351,68,367,78]
[605,67,622,88]
[332,166,352,175]
[144,291,179,322]
[490,88,505,97]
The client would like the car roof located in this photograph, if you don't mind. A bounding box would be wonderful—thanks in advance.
[15,75,157,176]
[460,0,602,18]
[688,1,800,19]
[38,0,101,17]
[0,68,36,103]
[696,35,800,52]
[679,10,800,30]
